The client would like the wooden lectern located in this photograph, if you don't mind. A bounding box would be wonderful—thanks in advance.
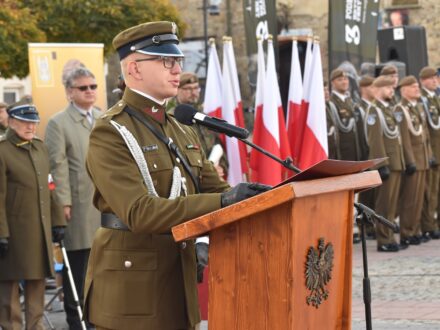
[173,167,381,330]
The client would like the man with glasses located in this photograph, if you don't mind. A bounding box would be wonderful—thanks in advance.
[83,21,270,330]
[45,67,101,330]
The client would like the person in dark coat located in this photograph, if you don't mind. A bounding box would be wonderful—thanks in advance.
[0,102,65,330]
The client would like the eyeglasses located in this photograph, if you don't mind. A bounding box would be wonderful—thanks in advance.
[135,56,184,69]
[180,86,201,92]
[72,84,98,91]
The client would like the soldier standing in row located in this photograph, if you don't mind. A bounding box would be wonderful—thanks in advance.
[0,102,8,137]
[83,21,270,330]
[0,102,65,329]
[396,76,432,247]
[380,64,400,106]
[324,82,340,159]
[419,66,440,239]
[365,77,406,251]
[167,71,227,180]
[328,69,368,161]
[356,76,377,238]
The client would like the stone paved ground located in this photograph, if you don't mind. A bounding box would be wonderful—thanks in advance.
[43,236,440,329]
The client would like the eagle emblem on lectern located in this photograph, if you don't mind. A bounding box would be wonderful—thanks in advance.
[305,237,334,308]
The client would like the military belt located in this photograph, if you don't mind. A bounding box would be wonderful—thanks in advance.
[101,213,130,231]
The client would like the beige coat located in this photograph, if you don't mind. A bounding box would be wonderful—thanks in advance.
[45,104,101,251]
[0,129,65,280]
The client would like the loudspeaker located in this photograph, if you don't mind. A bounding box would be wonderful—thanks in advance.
[378,25,428,77]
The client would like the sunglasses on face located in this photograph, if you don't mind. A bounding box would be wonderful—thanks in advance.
[72,84,98,91]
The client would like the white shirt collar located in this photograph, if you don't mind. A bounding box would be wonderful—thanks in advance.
[131,88,166,106]
[332,90,348,102]
[423,87,436,98]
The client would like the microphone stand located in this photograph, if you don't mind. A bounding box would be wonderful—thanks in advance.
[238,137,301,173]
[353,202,398,330]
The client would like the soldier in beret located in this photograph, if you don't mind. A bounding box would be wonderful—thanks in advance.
[356,75,377,238]
[380,64,400,106]
[0,102,65,329]
[365,76,406,251]
[0,102,8,137]
[167,72,228,181]
[328,68,368,162]
[83,21,270,330]
[396,76,433,247]
[419,66,440,239]
[324,81,340,159]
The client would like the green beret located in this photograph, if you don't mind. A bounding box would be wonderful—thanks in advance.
[359,75,374,88]
[113,21,184,60]
[373,76,394,88]
[398,75,418,88]
[330,69,347,81]
[179,72,199,87]
[419,66,437,79]
[380,65,398,76]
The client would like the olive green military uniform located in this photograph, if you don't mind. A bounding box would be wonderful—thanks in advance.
[0,129,65,329]
[325,101,340,159]
[0,124,6,137]
[167,98,228,175]
[365,100,405,245]
[84,88,230,330]
[396,98,431,240]
[328,93,367,161]
[420,88,440,232]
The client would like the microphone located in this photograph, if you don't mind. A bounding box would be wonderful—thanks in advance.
[174,104,250,139]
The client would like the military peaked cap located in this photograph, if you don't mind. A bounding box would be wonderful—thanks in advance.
[7,102,40,123]
[113,21,184,60]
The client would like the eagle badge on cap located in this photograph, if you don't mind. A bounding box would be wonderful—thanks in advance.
[172,22,177,34]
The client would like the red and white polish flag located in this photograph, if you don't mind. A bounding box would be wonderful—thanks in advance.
[203,41,222,119]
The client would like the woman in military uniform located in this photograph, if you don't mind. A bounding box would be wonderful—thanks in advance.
[0,102,65,330]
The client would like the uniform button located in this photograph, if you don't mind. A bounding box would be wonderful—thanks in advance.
[197,159,201,164]
[37,171,41,176]
[39,186,43,190]
[181,242,187,249]
[124,260,132,268]
[176,158,181,163]
[153,163,157,169]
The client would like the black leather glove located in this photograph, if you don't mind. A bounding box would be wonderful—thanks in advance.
[221,183,272,207]
[429,157,438,169]
[196,242,209,283]
[405,163,416,176]
[52,226,65,243]
[0,238,8,258]
[378,166,390,181]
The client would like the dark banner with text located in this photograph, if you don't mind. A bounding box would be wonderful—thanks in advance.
[329,0,380,72]
[242,0,278,86]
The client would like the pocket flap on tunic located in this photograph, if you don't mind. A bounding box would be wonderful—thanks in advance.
[102,249,157,271]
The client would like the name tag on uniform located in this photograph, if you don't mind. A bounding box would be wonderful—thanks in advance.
[186,144,200,150]
[142,144,159,152]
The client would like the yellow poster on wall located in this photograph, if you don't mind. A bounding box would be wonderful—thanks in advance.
[28,43,107,137]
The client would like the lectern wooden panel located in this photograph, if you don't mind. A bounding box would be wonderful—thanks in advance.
[173,171,381,330]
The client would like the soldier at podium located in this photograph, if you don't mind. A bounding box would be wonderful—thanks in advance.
[82,21,270,330]
[419,66,440,239]
[396,76,432,248]
[365,76,406,251]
